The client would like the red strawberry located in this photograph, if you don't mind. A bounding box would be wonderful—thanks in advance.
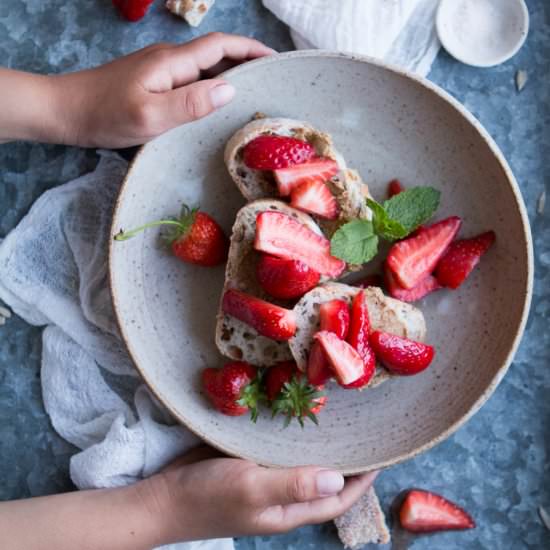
[314,331,365,385]
[388,179,403,197]
[307,342,333,385]
[243,135,315,170]
[369,331,434,375]
[112,0,154,21]
[274,158,339,196]
[320,299,350,339]
[353,274,384,289]
[386,216,462,289]
[114,204,229,267]
[344,290,375,389]
[222,289,296,341]
[202,362,263,420]
[256,254,320,300]
[384,264,441,302]
[435,231,496,289]
[266,361,327,426]
[400,489,475,532]
[254,211,346,277]
[290,180,339,219]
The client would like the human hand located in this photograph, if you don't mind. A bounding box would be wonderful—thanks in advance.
[137,446,379,545]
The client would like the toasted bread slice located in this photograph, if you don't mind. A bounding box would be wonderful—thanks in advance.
[224,117,371,237]
[215,200,325,366]
[289,283,426,387]
[165,0,215,27]
[335,487,391,548]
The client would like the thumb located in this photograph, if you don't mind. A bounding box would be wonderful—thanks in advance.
[255,466,345,506]
[156,79,235,128]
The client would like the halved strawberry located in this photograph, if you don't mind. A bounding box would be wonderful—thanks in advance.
[314,331,364,385]
[384,264,441,302]
[290,180,339,219]
[388,179,403,197]
[435,231,496,289]
[243,135,315,170]
[307,342,333,385]
[400,489,475,532]
[222,289,296,341]
[320,299,350,339]
[254,211,346,277]
[386,216,462,289]
[370,331,434,375]
[256,254,320,300]
[274,158,339,196]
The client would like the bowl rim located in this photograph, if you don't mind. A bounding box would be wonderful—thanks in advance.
[108,50,534,474]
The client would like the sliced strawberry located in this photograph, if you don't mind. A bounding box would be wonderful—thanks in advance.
[386,216,462,289]
[400,489,475,533]
[314,331,364,385]
[254,211,346,277]
[256,254,320,300]
[222,289,296,341]
[435,231,496,289]
[343,290,375,389]
[307,342,333,385]
[290,179,339,220]
[274,158,339,196]
[320,299,350,339]
[384,264,441,302]
[370,331,434,375]
[353,274,384,289]
[243,135,315,170]
[388,179,403,197]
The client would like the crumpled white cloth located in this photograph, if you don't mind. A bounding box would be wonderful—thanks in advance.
[0,151,232,550]
[263,0,441,76]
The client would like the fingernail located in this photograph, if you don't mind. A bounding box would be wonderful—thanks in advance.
[210,83,235,109]
[316,470,345,497]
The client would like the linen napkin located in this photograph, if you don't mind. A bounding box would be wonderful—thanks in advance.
[263,0,441,77]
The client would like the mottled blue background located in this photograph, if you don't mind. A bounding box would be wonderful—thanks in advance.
[0,1,548,549]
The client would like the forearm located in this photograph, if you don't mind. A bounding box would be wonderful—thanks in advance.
[0,479,170,550]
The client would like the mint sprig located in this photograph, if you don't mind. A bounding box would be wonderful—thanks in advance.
[330,186,440,264]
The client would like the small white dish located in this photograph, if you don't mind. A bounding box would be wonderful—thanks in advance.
[436,0,529,68]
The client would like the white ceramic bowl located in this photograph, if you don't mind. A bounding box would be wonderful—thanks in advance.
[109,51,533,474]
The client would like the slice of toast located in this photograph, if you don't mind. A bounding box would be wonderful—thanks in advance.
[334,486,391,548]
[289,283,426,387]
[224,117,371,238]
[165,0,215,27]
[215,200,326,366]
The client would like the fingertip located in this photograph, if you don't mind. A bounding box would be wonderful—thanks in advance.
[316,470,345,497]
[209,82,235,109]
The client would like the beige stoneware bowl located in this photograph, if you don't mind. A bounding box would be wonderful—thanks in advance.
[109,52,533,474]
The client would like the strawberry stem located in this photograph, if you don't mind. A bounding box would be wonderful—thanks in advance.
[114,220,183,241]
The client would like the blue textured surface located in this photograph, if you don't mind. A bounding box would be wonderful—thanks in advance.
[0,1,548,549]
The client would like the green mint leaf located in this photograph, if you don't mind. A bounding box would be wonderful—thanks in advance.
[330,220,379,265]
[383,186,440,233]
[366,199,408,242]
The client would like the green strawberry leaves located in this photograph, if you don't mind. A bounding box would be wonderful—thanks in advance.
[331,186,440,264]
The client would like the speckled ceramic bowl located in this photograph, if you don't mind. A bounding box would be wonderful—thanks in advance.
[109,51,533,474]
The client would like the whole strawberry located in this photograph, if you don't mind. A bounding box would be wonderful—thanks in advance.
[202,362,264,421]
[113,0,154,21]
[243,135,316,170]
[114,203,229,267]
[265,361,327,427]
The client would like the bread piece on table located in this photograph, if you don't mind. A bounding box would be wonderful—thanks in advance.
[224,117,372,238]
[335,487,391,548]
[165,0,215,27]
[215,200,325,367]
[289,283,426,387]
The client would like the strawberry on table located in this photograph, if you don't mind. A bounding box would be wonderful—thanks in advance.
[384,264,441,302]
[243,135,316,170]
[320,299,350,339]
[370,331,434,375]
[222,289,296,341]
[112,0,154,21]
[256,254,320,300]
[274,158,339,197]
[435,231,496,289]
[254,211,346,277]
[202,362,264,421]
[386,216,462,289]
[399,489,475,533]
[290,179,339,219]
[266,361,327,426]
[388,179,404,197]
[114,203,229,267]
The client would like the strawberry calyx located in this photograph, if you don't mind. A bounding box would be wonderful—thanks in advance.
[236,376,266,423]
